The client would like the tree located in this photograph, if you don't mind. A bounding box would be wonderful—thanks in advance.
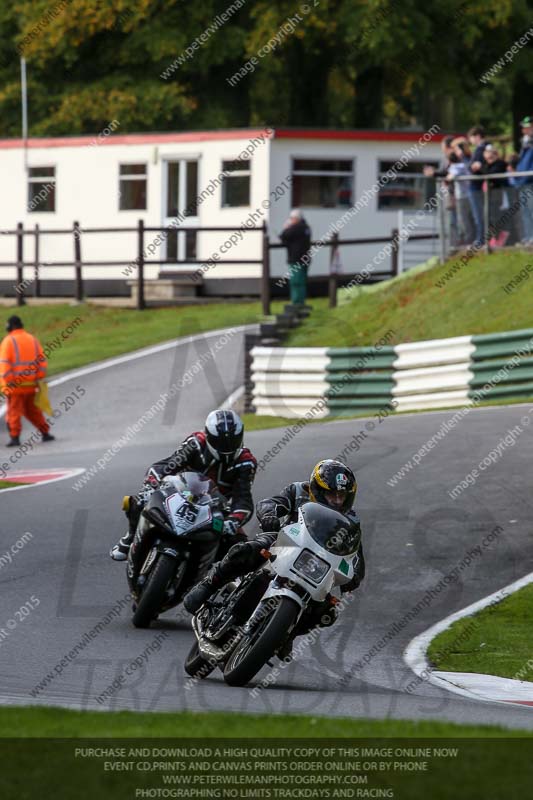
[0,0,530,138]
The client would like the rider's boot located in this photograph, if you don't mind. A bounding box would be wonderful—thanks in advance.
[184,539,271,614]
[110,495,141,561]
[183,565,223,613]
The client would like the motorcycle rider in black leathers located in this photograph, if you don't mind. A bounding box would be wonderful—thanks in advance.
[109,410,257,578]
[184,459,365,656]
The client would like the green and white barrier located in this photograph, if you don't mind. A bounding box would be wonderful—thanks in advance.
[251,347,329,417]
[326,345,396,415]
[391,336,474,413]
[470,330,533,401]
[250,328,533,417]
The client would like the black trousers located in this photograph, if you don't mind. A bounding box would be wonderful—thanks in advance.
[213,533,365,588]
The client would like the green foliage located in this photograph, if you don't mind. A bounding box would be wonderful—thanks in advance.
[0,0,531,135]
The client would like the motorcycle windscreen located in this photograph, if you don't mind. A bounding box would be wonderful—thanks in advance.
[165,493,212,535]
[163,471,218,504]
[299,502,361,556]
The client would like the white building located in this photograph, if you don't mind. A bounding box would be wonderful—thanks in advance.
[0,127,443,297]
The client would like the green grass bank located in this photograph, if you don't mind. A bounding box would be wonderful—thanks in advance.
[288,249,533,347]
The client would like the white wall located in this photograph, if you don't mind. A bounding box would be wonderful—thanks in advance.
[0,133,271,283]
[0,130,442,286]
[268,136,442,278]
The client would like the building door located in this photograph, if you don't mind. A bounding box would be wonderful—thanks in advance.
[162,159,199,271]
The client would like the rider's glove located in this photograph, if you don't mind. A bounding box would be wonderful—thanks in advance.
[144,468,160,489]
[260,515,280,533]
[223,519,240,537]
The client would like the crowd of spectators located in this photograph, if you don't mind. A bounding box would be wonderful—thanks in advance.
[424,117,533,249]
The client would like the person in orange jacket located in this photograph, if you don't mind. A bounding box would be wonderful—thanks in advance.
[0,315,54,447]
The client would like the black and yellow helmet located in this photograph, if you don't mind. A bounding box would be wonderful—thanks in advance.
[309,460,357,514]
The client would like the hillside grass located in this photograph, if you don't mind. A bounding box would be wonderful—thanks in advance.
[0,302,277,378]
[287,249,533,347]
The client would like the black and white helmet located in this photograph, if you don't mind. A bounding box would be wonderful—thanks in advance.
[205,409,244,466]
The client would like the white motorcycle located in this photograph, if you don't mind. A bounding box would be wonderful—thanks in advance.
[185,502,361,687]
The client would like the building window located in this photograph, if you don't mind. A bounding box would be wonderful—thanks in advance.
[377,160,438,210]
[166,160,198,217]
[221,159,250,207]
[28,166,55,212]
[291,159,353,208]
[119,164,147,210]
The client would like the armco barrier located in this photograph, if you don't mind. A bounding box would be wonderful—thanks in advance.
[326,346,395,415]
[469,329,533,401]
[250,346,329,417]
[250,328,533,417]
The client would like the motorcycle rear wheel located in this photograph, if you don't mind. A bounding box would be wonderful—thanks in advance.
[132,553,177,628]
[223,596,300,687]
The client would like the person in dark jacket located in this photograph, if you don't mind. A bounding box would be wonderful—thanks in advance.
[110,410,257,573]
[480,145,510,244]
[184,460,365,658]
[506,153,522,245]
[512,116,533,244]
[424,135,455,178]
[279,209,312,306]
[467,125,488,246]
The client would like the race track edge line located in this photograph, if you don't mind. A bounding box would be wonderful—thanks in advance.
[0,324,257,420]
[0,467,85,494]
[403,570,533,705]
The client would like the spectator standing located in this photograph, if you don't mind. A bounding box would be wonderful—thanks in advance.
[424,135,455,178]
[0,315,54,447]
[424,135,457,245]
[467,125,488,246]
[480,145,510,246]
[279,209,312,306]
[447,138,475,246]
[511,116,533,244]
[506,153,522,245]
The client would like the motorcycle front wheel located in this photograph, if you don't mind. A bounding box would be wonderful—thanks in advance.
[223,596,300,687]
[184,639,217,679]
[132,553,177,628]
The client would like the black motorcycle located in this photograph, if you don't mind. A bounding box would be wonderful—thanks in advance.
[126,472,226,628]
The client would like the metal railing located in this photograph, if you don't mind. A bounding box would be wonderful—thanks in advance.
[436,168,533,258]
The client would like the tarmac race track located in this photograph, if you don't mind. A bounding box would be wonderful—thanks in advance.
[1,325,533,729]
